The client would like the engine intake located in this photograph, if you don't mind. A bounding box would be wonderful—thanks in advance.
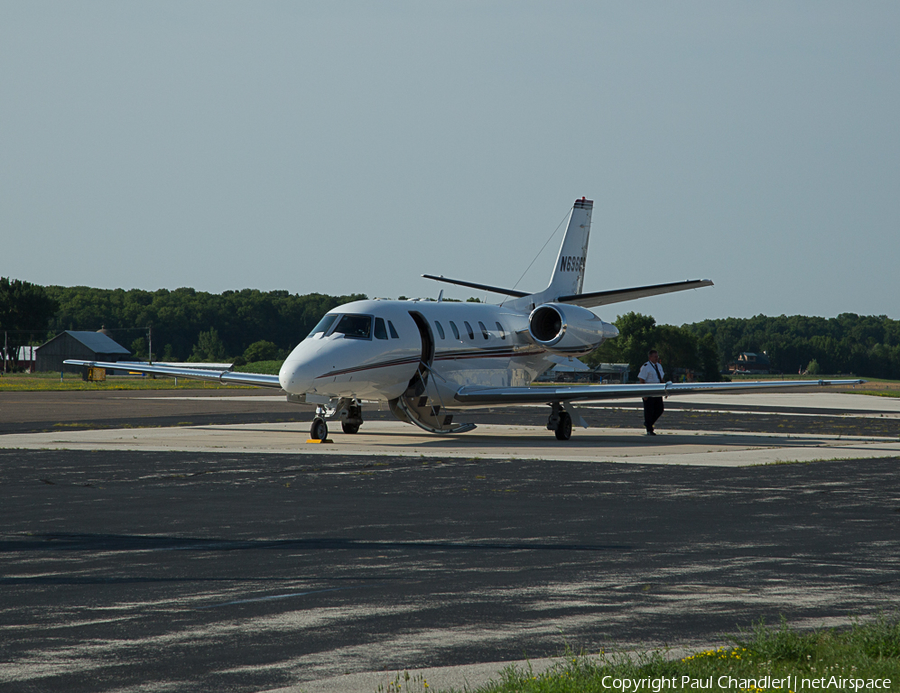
[528,303,618,355]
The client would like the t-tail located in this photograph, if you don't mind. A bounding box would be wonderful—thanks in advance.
[423,195,712,311]
[534,197,592,303]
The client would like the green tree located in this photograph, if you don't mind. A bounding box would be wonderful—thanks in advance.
[683,313,900,378]
[1,277,59,368]
[242,340,281,363]
[189,328,227,362]
[655,324,699,374]
[698,333,723,381]
[130,337,148,359]
[45,284,366,361]
[0,277,59,332]
[609,312,659,376]
[585,312,723,381]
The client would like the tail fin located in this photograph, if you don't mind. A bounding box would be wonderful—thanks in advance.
[546,197,592,298]
[424,197,593,309]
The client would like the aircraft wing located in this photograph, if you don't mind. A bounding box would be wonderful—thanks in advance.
[454,378,864,406]
[63,359,283,388]
[557,279,714,308]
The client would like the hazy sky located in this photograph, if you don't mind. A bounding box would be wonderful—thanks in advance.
[2,2,898,326]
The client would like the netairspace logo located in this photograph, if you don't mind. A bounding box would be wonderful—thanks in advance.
[598,675,893,691]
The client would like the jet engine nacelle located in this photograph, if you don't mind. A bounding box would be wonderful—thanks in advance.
[528,303,618,355]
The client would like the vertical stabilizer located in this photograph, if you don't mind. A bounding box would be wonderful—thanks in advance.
[546,197,592,298]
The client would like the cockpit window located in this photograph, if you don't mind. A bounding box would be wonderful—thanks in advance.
[388,320,399,339]
[332,314,372,339]
[374,318,388,340]
[308,313,339,338]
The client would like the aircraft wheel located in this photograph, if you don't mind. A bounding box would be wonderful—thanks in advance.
[310,417,328,440]
[341,421,360,434]
[554,411,572,441]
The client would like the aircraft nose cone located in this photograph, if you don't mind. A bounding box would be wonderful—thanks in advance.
[279,360,301,392]
[279,341,327,393]
[279,358,318,394]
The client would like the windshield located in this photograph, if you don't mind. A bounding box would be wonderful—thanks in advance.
[332,314,373,339]
[307,313,338,338]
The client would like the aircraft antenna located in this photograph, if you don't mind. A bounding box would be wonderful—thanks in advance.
[500,205,571,306]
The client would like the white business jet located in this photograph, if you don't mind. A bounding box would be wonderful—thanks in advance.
[66,198,862,441]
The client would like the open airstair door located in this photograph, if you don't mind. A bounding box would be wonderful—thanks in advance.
[389,311,476,434]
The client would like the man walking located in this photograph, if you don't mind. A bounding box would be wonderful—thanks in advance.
[638,349,665,435]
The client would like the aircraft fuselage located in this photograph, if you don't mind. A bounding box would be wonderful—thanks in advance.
[278,299,607,404]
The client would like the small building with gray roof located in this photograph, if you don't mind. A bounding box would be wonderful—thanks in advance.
[35,331,131,373]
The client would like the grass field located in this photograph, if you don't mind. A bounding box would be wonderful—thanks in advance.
[405,616,900,693]
[0,359,287,391]
[0,371,247,392]
[0,363,284,392]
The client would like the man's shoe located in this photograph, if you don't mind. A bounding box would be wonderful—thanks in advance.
[646,430,656,436]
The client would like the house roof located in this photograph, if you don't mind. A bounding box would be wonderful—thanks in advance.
[62,331,131,354]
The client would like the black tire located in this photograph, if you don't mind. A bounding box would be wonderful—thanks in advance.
[341,421,360,434]
[310,418,328,440]
[554,411,572,441]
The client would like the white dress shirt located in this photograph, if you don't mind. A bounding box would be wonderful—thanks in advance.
[638,360,665,384]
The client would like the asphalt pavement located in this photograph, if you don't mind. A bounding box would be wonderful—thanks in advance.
[1,390,899,693]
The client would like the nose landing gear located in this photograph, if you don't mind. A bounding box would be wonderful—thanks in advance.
[310,417,329,441]
[304,398,363,440]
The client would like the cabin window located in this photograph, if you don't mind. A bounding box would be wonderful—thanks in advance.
[449,321,460,340]
[374,317,388,340]
[434,321,445,339]
[478,321,489,340]
[307,313,339,338]
[464,321,474,340]
[332,314,372,339]
[388,320,399,339]
[496,322,506,340]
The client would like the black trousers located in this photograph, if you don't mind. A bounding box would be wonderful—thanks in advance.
[643,397,664,431]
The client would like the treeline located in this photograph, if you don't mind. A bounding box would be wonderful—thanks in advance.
[581,311,900,380]
[41,285,365,362]
[582,312,722,381]
[3,278,900,379]
[0,277,59,334]
[684,313,900,379]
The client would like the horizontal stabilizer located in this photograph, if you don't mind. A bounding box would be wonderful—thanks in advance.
[421,274,530,298]
[557,279,713,308]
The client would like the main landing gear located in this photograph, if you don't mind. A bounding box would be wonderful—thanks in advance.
[307,399,363,440]
[547,403,573,441]
[339,401,363,434]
